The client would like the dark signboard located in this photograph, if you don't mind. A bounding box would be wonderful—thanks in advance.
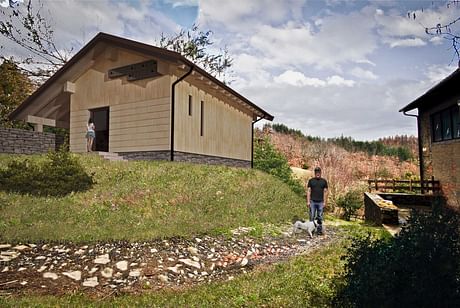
[108,60,160,81]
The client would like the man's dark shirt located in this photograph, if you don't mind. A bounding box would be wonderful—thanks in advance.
[307,177,328,202]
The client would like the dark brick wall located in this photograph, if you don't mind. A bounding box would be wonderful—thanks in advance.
[117,150,251,168]
[0,127,55,154]
[420,100,460,208]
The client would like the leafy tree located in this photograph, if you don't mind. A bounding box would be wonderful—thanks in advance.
[158,24,233,82]
[0,58,34,128]
[334,200,460,307]
[254,136,305,196]
[336,188,363,221]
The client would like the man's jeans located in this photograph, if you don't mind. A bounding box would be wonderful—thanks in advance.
[309,201,324,234]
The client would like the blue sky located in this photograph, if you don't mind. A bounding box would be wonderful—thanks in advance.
[1,0,459,140]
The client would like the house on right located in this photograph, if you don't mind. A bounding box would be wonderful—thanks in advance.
[400,69,460,208]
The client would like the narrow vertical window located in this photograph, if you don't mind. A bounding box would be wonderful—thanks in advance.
[200,100,204,136]
[188,95,192,116]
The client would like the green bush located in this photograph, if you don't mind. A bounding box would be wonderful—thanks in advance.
[254,137,305,196]
[334,200,460,307]
[335,189,363,221]
[0,149,94,196]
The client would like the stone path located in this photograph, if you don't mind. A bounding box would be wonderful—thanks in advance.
[0,225,338,296]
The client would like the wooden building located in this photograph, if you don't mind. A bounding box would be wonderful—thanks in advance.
[400,69,460,207]
[9,33,273,167]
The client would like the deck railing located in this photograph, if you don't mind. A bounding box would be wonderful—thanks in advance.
[367,177,441,194]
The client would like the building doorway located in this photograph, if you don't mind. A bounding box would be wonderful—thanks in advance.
[90,107,109,152]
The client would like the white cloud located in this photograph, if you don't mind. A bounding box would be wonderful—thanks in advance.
[326,75,355,87]
[429,36,444,45]
[387,38,427,48]
[274,70,326,87]
[424,65,456,84]
[350,67,378,80]
[273,70,355,87]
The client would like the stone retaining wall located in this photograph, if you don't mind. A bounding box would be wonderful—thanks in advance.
[0,127,56,154]
[117,150,251,168]
[364,192,399,225]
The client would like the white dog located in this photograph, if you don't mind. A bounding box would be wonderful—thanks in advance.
[292,219,320,238]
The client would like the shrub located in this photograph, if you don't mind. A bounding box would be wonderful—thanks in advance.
[335,189,363,221]
[254,137,305,196]
[334,199,460,307]
[0,149,94,196]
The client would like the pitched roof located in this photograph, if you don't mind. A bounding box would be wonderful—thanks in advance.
[399,68,460,113]
[10,32,273,121]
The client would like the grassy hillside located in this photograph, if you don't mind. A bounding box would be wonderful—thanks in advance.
[0,154,306,243]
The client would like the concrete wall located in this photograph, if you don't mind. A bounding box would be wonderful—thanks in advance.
[0,127,56,154]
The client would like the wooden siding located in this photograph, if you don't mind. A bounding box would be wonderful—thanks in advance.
[69,48,171,152]
[174,79,252,161]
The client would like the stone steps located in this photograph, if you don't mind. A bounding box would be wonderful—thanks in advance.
[96,151,128,162]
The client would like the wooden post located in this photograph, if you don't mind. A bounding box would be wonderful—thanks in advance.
[409,179,412,192]
[375,180,378,191]
[393,179,396,192]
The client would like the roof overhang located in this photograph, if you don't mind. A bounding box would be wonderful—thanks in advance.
[10,32,274,123]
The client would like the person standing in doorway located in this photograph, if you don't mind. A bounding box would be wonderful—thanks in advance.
[307,167,328,235]
[86,118,96,152]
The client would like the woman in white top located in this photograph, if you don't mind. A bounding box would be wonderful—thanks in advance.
[86,118,96,152]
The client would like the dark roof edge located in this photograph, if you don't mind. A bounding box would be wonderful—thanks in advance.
[10,32,273,121]
[399,68,460,113]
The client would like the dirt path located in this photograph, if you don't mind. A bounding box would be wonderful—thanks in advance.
[0,225,339,297]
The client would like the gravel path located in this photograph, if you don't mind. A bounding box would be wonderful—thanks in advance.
[0,225,339,297]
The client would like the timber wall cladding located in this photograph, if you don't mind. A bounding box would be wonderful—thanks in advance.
[0,127,55,154]
[69,48,171,153]
[174,80,252,161]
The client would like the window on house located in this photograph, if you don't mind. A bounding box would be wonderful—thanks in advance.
[200,100,204,136]
[431,105,460,142]
[188,95,192,116]
[453,105,460,139]
[432,113,442,142]
[441,109,452,140]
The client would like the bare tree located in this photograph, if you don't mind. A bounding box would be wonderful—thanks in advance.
[1,2,233,84]
[411,1,460,64]
[0,0,72,81]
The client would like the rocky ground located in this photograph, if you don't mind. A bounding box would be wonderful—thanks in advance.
[0,225,339,297]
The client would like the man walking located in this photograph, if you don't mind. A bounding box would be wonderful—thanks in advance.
[307,167,328,235]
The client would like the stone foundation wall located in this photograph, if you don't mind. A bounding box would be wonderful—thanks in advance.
[117,151,170,161]
[173,151,251,168]
[0,127,56,154]
[117,150,251,168]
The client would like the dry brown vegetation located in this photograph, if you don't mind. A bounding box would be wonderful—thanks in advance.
[259,129,418,213]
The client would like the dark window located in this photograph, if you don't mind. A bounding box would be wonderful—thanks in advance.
[431,104,460,142]
[453,106,460,139]
[432,113,442,142]
[200,100,204,137]
[441,109,453,140]
[188,95,192,116]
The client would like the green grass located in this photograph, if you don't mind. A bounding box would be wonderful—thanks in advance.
[0,153,306,243]
[0,221,389,307]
